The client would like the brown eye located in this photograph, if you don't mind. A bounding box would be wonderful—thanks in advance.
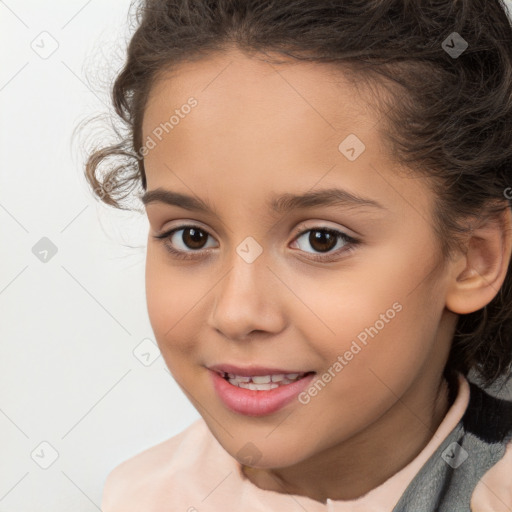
[307,229,339,253]
[180,227,209,249]
[291,227,357,260]
[154,223,359,262]
[153,225,217,259]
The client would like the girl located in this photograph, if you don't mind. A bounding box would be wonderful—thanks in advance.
[84,0,512,510]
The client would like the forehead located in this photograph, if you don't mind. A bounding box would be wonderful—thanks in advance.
[140,48,433,220]
[142,47,377,151]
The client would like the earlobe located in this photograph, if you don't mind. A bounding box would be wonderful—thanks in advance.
[445,205,512,315]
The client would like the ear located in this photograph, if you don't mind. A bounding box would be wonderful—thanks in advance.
[445,204,512,315]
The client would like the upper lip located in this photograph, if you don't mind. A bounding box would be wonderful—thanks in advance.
[208,363,314,377]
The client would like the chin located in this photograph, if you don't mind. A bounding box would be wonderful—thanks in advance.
[215,431,311,469]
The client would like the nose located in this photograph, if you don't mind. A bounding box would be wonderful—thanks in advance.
[206,251,286,341]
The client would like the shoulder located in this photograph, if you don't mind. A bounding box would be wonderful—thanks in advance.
[101,418,221,512]
[470,438,512,511]
[466,382,512,511]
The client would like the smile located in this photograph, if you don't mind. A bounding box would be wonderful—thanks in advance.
[209,368,316,416]
[218,371,310,390]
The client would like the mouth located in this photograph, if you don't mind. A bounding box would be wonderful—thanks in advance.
[214,370,315,391]
[208,364,317,416]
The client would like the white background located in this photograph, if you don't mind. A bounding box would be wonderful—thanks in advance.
[1,1,511,510]
[1,2,199,511]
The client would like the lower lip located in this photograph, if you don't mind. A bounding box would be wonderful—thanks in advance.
[209,370,316,417]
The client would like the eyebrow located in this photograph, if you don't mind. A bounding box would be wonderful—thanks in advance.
[140,187,387,216]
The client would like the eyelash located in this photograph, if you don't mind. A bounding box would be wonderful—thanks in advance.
[152,224,360,262]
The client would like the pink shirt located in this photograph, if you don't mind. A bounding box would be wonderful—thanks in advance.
[101,373,512,511]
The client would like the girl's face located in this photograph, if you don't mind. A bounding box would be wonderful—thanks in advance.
[142,49,458,469]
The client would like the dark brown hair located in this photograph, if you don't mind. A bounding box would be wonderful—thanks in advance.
[83,0,512,387]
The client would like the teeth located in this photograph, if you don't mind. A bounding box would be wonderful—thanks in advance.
[227,373,251,382]
[238,382,279,391]
[251,375,271,384]
[225,372,307,389]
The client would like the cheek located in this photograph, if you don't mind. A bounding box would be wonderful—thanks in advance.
[285,261,404,358]
[144,246,201,358]
[145,251,172,335]
[299,247,443,387]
